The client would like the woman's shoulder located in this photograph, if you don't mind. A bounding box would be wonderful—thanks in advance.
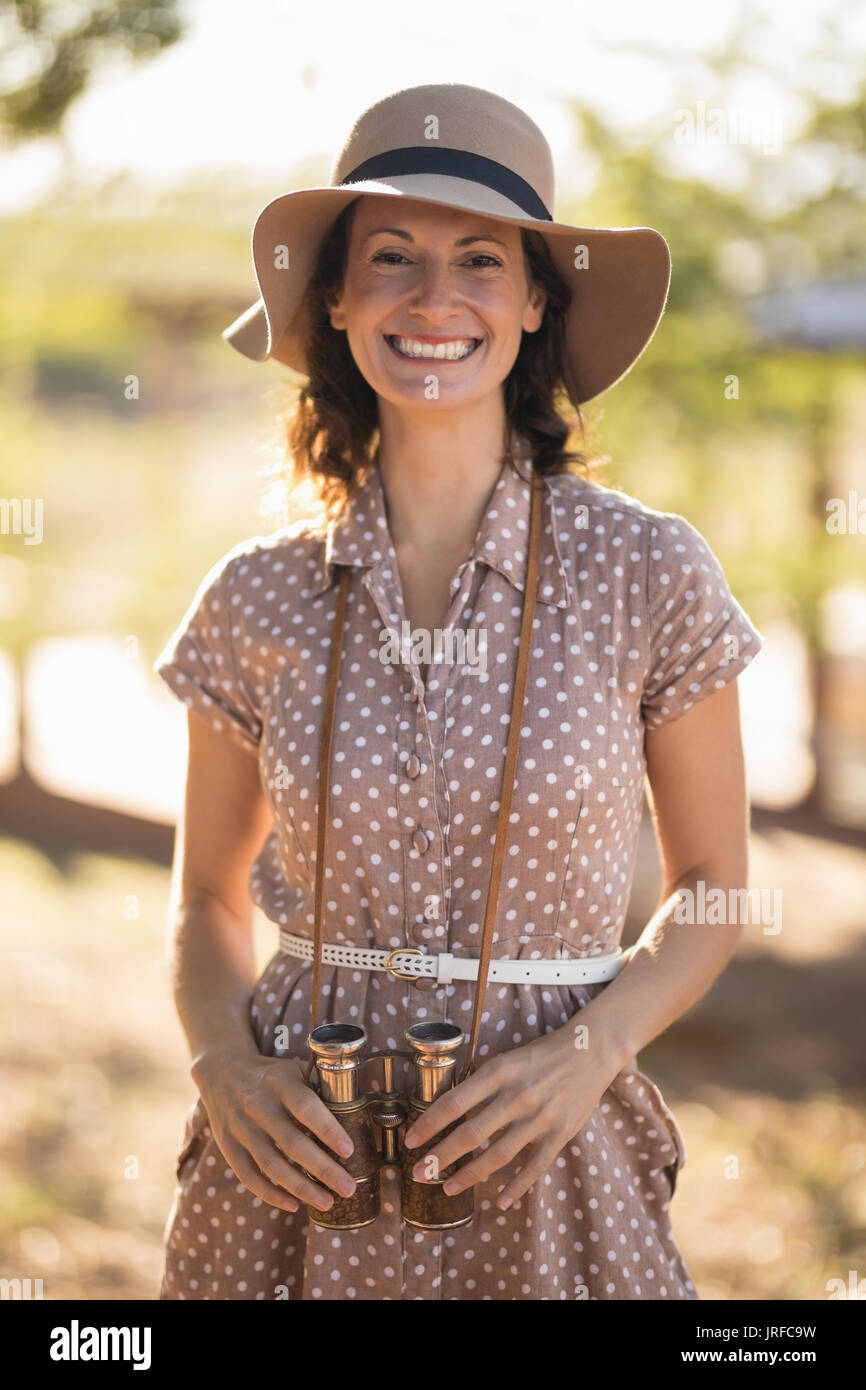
[204,516,329,592]
[544,469,713,551]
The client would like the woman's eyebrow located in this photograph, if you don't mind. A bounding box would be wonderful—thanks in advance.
[362,227,509,249]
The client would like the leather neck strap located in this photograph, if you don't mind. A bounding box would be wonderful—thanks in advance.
[306,468,543,1088]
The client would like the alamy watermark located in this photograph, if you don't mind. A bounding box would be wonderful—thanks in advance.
[1,497,43,544]
[673,881,783,935]
[379,621,487,676]
[673,101,783,157]
[826,491,866,534]
[1,1276,44,1299]
[49,1320,151,1369]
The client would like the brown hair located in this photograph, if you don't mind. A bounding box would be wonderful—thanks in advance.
[274,197,605,528]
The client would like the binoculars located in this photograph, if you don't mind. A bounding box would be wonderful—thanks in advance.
[301,1020,474,1231]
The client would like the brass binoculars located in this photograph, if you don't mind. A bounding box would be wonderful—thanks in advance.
[301,1020,474,1231]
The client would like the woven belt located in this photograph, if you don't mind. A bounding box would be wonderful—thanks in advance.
[279,928,623,987]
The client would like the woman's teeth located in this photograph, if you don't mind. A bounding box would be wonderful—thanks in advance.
[387,335,480,361]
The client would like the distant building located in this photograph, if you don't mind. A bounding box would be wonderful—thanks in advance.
[746,277,866,350]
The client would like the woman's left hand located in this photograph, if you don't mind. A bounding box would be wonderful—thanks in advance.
[402,1017,626,1210]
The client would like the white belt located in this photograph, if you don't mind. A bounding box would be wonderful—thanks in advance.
[278,928,623,986]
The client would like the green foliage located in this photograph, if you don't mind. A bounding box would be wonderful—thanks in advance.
[1,1,185,138]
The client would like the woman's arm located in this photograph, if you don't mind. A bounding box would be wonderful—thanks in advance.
[164,710,360,1213]
[168,709,273,1069]
[579,677,751,1067]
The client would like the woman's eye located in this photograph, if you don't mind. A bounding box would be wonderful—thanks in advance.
[370,251,503,268]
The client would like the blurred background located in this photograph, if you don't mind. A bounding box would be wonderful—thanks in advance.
[1,0,865,1301]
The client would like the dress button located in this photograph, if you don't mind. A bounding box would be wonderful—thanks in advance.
[412,827,430,853]
[406,754,421,779]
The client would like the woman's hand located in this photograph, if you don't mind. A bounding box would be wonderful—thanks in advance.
[402,1017,626,1210]
[190,1045,358,1214]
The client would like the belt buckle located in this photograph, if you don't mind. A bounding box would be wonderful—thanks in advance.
[384,946,425,982]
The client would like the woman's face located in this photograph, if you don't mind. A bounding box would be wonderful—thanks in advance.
[326,196,546,411]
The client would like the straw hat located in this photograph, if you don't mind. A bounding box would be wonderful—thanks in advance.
[223,82,671,405]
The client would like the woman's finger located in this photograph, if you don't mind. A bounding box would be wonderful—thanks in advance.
[270,1070,357,1157]
[495,1137,565,1209]
[402,1062,503,1149]
[425,1118,541,1196]
[253,1103,359,1198]
[410,1095,520,1175]
[229,1118,340,1212]
[215,1129,300,1213]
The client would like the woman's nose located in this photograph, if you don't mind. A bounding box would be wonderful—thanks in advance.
[409,260,458,316]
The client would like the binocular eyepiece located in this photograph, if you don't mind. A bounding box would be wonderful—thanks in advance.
[302,1020,474,1230]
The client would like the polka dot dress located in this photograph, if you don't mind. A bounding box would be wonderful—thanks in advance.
[152,442,763,1300]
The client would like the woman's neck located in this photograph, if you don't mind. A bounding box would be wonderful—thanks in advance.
[375,406,513,554]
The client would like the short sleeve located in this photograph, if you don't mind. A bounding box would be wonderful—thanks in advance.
[641,512,764,730]
[152,550,262,753]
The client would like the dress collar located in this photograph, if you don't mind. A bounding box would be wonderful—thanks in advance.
[307,439,571,609]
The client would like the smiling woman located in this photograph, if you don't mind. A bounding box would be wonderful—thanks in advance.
[153,81,763,1302]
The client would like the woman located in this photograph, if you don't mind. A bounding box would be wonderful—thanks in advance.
[153,83,763,1300]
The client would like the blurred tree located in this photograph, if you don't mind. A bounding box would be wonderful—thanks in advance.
[0,0,184,140]
[563,69,866,829]
[0,0,186,849]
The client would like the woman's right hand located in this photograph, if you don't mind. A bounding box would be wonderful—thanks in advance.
[190,1046,358,1214]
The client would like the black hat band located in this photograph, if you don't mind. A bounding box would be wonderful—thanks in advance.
[339,145,553,222]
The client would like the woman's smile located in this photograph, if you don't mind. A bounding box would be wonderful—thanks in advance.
[384,333,483,362]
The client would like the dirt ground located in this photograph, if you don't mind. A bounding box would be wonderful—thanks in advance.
[1,816,864,1301]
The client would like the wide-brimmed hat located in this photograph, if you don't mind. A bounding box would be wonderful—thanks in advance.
[223,82,671,406]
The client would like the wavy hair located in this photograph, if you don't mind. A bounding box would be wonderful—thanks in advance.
[274,197,605,528]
